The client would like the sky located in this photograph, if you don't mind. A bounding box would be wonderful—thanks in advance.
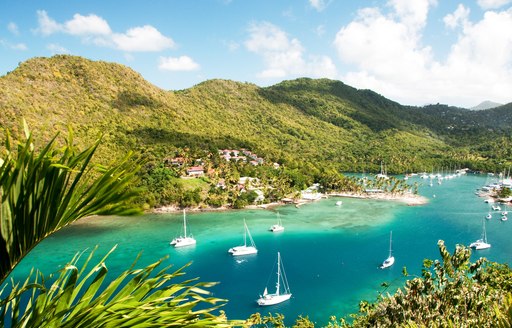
[1,0,512,108]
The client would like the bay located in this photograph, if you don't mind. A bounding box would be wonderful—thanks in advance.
[8,174,512,325]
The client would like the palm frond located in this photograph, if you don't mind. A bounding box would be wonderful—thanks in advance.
[0,127,141,283]
[0,246,239,328]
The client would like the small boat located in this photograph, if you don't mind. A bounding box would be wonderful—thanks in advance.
[170,210,196,248]
[492,205,501,211]
[335,200,343,206]
[486,213,492,220]
[380,231,395,269]
[229,219,258,256]
[501,215,508,222]
[469,219,491,250]
[269,212,285,232]
[376,162,389,180]
[256,252,292,306]
[502,211,508,216]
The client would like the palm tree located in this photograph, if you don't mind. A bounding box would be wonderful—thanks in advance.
[0,125,237,327]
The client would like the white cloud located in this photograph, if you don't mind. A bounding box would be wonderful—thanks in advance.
[245,21,337,79]
[64,14,111,36]
[443,4,470,29]
[0,39,27,51]
[477,0,512,9]
[7,22,19,35]
[316,24,326,36]
[47,43,69,54]
[386,0,437,31]
[11,43,27,50]
[333,2,512,107]
[34,11,174,52]
[35,10,62,36]
[158,56,200,71]
[112,26,174,52]
[309,0,330,12]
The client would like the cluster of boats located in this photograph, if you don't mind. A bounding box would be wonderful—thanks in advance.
[170,211,291,306]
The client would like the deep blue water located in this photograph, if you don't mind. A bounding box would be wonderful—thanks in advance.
[6,174,512,325]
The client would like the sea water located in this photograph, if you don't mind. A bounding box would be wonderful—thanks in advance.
[6,174,512,325]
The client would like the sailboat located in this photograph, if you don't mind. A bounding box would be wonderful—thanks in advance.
[269,212,284,232]
[469,218,491,250]
[376,162,389,180]
[380,231,395,269]
[170,209,196,248]
[228,219,258,256]
[257,252,292,306]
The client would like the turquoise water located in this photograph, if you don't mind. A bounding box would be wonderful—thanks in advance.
[7,174,512,325]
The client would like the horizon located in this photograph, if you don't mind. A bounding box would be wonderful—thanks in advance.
[1,0,512,108]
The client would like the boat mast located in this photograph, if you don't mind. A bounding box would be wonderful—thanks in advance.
[243,219,247,246]
[389,231,393,257]
[276,252,281,296]
[183,209,187,237]
[482,220,487,243]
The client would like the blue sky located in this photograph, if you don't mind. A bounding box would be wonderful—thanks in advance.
[1,0,511,107]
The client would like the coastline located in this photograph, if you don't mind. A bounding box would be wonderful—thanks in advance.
[151,192,428,214]
[328,191,428,206]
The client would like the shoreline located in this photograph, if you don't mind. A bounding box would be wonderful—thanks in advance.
[151,192,428,214]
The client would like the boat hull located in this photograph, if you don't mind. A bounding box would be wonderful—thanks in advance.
[171,237,196,248]
[469,241,491,250]
[228,246,258,256]
[257,293,292,306]
[269,225,284,232]
[380,256,395,269]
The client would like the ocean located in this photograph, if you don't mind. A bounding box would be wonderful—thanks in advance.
[7,174,512,325]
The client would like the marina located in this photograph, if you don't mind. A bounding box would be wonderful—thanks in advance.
[8,174,512,325]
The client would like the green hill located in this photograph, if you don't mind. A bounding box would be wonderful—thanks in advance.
[1,55,512,206]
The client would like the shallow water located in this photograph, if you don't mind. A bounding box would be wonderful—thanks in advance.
[7,174,512,325]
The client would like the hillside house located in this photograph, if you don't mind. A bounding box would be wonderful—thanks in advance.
[186,166,204,177]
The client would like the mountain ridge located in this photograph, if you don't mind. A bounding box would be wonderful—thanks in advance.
[1,55,512,176]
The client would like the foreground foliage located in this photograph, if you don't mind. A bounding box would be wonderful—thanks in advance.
[0,124,140,282]
[0,246,234,328]
[0,128,236,327]
[334,240,512,327]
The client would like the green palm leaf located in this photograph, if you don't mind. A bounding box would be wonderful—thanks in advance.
[0,125,141,283]
[0,247,238,328]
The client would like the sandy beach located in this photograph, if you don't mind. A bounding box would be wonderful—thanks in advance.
[152,192,427,214]
[328,191,428,206]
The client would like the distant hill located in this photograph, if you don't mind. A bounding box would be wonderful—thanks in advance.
[1,55,512,176]
[470,100,503,110]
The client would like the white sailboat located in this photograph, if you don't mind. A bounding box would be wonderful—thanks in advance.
[469,218,491,250]
[228,219,258,256]
[170,209,196,248]
[269,212,284,232]
[257,252,292,306]
[376,162,389,180]
[380,231,395,269]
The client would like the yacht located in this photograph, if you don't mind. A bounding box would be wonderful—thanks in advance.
[256,252,292,306]
[469,219,491,250]
[170,210,196,248]
[229,219,258,256]
[269,212,284,232]
[380,231,395,269]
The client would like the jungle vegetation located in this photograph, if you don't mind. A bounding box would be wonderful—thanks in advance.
[2,56,512,208]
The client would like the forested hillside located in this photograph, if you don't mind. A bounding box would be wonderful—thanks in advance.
[1,55,512,207]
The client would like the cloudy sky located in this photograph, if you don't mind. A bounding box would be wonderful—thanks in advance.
[1,0,511,108]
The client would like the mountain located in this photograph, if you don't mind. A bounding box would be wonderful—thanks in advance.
[470,100,503,110]
[1,55,512,177]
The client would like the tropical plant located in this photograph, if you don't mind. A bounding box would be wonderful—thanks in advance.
[0,123,140,283]
[0,125,238,327]
[0,246,234,327]
[334,240,512,328]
